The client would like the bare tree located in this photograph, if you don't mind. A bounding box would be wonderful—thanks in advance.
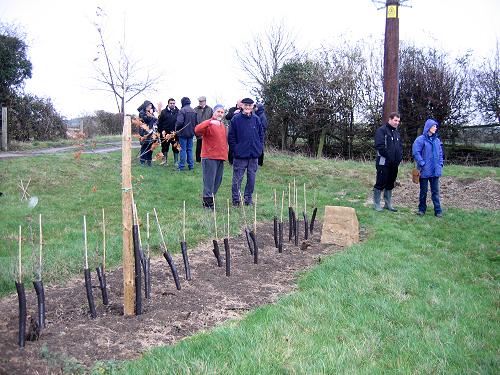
[473,42,500,124]
[236,22,299,97]
[92,7,162,114]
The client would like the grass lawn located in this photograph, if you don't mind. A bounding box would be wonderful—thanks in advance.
[0,150,498,374]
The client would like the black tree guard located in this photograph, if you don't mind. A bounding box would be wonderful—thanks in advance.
[33,280,46,329]
[180,241,191,280]
[273,216,278,248]
[278,222,284,253]
[294,218,299,246]
[224,238,231,276]
[143,258,151,299]
[132,224,143,315]
[162,250,181,290]
[288,207,293,241]
[15,282,27,348]
[310,207,318,234]
[249,230,258,264]
[303,212,309,240]
[95,265,109,305]
[212,239,222,267]
[84,268,97,319]
[244,227,254,255]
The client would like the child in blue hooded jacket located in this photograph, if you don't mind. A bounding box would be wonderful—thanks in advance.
[412,119,444,217]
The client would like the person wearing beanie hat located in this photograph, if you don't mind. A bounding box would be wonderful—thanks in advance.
[175,97,197,171]
[412,119,444,217]
[194,104,228,209]
[228,97,264,206]
[194,96,213,163]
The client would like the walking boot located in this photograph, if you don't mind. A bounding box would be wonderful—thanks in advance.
[383,189,397,212]
[203,196,214,210]
[373,188,383,212]
[173,153,179,168]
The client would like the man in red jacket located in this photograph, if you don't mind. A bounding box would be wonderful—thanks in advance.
[194,104,228,209]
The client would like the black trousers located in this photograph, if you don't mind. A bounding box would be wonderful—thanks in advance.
[195,137,202,162]
[161,137,178,155]
[374,164,399,190]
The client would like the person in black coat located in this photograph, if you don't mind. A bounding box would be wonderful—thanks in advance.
[175,97,197,171]
[373,112,403,212]
[137,100,157,166]
[157,98,179,166]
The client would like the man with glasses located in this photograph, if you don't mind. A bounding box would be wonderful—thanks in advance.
[228,97,264,206]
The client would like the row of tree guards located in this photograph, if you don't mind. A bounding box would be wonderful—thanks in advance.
[13,179,318,348]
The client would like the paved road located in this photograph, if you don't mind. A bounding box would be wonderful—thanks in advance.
[0,141,140,159]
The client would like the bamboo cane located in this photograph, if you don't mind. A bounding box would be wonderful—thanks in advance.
[83,216,88,269]
[102,208,106,273]
[38,214,42,281]
[18,225,22,283]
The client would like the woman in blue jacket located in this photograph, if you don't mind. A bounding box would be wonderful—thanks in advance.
[412,119,444,217]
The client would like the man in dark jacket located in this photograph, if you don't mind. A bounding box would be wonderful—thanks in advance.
[228,97,264,206]
[157,98,179,166]
[175,97,197,171]
[194,96,213,163]
[373,112,403,212]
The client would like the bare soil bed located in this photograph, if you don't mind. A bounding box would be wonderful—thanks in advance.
[0,221,343,375]
[366,176,500,211]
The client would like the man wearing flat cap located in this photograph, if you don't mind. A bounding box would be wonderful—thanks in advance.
[194,96,213,163]
[228,97,264,206]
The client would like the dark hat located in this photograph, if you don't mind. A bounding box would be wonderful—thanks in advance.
[241,98,254,105]
[137,100,155,112]
[181,97,191,106]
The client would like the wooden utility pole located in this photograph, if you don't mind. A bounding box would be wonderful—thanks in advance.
[122,115,134,315]
[382,0,400,122]
[1,107,7,151]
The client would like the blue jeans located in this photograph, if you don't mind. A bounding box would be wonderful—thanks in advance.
[202,158,224,198]
[419,177,442,214]
[178,137,194,170]
[232,158,258,204]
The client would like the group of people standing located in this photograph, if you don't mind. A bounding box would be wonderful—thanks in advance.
[136,96,267,210]
[373,112,444,217]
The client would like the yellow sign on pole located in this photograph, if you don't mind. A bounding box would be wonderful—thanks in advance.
[387,5,398,19]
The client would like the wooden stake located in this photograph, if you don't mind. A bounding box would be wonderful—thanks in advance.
[18,225,22,283]
[227,199,230,238]
[274,189,277,214]
[254,194,257,234]
[122,115,134,316]
[183,201,186,242]
[280,191,285,223]
[38,214,42,280]
[212,194,218,241]
[102,208,106,272]
[153,208,167,250]
[303,183,307,214]
[83,215,88,269]
[288,182,291,207]
[146,212,150,258]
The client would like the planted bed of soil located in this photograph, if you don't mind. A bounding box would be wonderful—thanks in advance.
[0,220,344,375]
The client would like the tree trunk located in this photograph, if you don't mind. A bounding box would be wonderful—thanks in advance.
[316,127,327,158]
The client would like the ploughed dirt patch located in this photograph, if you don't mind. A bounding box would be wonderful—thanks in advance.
[366,176,500,211]
[0,221,346,375]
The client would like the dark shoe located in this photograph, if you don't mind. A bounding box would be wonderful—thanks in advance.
[232,201,240,207]
[203,197,214,210]
[435,213,443,218]
[417,211,425,216]
[244,201,253,206]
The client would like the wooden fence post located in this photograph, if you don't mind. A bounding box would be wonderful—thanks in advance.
[1,107,7,151]
[122,115,134,315]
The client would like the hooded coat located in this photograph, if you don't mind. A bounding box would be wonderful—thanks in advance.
[412,119,444,178]
[175,97,197,138]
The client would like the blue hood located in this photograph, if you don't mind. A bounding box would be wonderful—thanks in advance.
[424,119,438,134]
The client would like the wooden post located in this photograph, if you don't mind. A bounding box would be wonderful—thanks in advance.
[1,107,7,151]
[382,0,400,121]
[122,115,134,316]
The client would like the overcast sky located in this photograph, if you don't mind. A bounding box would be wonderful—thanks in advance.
[1,0,499,119]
